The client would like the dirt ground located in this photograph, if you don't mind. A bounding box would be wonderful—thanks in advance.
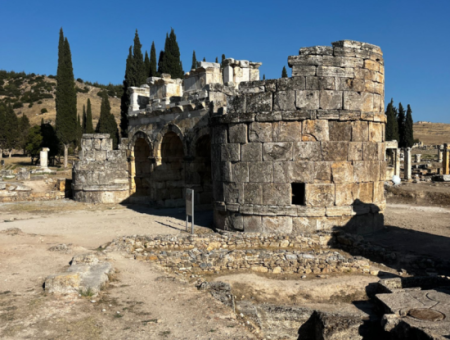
[1,200,450,339]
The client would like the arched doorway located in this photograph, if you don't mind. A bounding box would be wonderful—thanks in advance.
[194,135,212,206]
[134,137,152,196]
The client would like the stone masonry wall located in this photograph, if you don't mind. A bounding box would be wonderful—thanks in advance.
[72,134,129,203]
[211,40,386,234]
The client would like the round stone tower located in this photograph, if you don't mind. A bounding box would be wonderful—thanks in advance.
[211,40,386,234]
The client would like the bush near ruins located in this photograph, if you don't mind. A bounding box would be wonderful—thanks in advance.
[41,108,48,114]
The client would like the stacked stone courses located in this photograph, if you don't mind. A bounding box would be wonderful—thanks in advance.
[211,40,386,234]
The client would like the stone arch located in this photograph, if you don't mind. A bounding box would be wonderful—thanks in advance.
[132,134,153,196]
[188,126,211,158]
[153,123,187,165]
[129,130,154,154]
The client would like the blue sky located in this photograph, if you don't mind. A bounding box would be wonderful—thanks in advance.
[1,0,449,123]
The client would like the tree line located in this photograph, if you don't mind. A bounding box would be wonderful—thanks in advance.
[385,99,415,148]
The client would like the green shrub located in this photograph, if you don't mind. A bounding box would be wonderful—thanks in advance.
[41,108,48,114]
[77,78,83,83]
[28,103,33,108]
[13,102,23,109]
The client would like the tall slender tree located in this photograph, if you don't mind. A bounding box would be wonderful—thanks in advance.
[262,74,266,80]
[157,50,165,75]
[85,99,94,133]
[221,54,226,67]
[405,105,414,148]
[18,114,30,153]
[129,30,146,87]
[76,114,82,148]
[215,57,218,63]
[55,29,77,167]
[397,102,406,148]
[4,104,19,157]
[96,94,119,149]
[149,42,157,77]
[82,104,86,133]
[120,47,132,137]
[162,29,184,79]
[144,51,151,79]
[191,50,197,70]
[385,99,399,142]
[281,66,288,78]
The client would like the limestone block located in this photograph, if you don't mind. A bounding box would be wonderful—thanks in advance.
[277,77,306,91]
[335,183,360,205]
[281,110,316,121]
[316,110,340,120]
[94,151,107,162]
[292,66,316,77]
[212,125,228,144]
[331,161,353,183]
[373,181,385,203]
[256,111,282,122]
[363,142,379,161]
[321,142,349,161]
[262,216,293,233]
[339,110,361,121]
[323,56,364,68]
[379,161,387,181]
[333,46,370,58]
[273,161,289,183]
[314,162,332,182]
[359,182,374,203]
[225,213,243,231]
[243,183,262,204]
[305,184,335,207]
[241,143,262,162]
[364,59,380,72]
[353,161,379,182]
[293,142,322,161]
[317,66,354,78]
[263,142,293,161]
[305,77,319,90]
[337,78,365,92]
[44,272,81,294]
[351,121,369,141]
[263,183,291,205]
[296,206,326,217]
[249,122,273,142]
[227,95,246,113]
[296,90,319,110]
[329,121,351,141]
[299,46,334,55]
[348,142,363,161]
[243,216,262,232]
[273,121,302,142]
[232,162,249,183]
[288,55,324,66]
[274,91,296,111]
[250,68,260,81]
[292,217,319,233]
[364,80,375,93]
[326,206,353,217]
[220,162,232,182]
[362,93,374,112]
[374,72,384,84]
[302,120,329,141]
[288,161,315,183]
[319,90,343,110]
[221,144,240,162]
[246,92,272,112]
[343,91,363,110]
[249,162,273,183]
[373,94,382,113]
[368,122,383,142]
[229,124,248,144]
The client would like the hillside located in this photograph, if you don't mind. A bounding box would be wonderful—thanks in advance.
[0,71,122,129]
[413,122,450,146]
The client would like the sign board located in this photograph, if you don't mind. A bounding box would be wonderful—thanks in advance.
[186,189,194,234]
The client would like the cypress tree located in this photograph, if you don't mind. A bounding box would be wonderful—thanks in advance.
[157,50,165,76]
[96,94,118,149]
[149,42,157,77]
[85,99,94,133]
[191,50,197,70]
[55,29,77,167]
[405,105,414,148]
[120,47,132,137]
[76,114,82,148]
[263,74,266,80]
[144,51,150,79]
[282,66,288,78]
[221,54,226,67]
[162,29,184,79]
[215,57,218,63]
[130,30,146,87]
[397,102,406,148]
[4,104,19,157]
[82,104,86,133]
[385,99,399,142]
[18,114,30,152]
[203,57,206,62]
[0,105,5,159]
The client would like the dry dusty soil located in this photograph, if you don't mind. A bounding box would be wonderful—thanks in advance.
[0,200,450,339]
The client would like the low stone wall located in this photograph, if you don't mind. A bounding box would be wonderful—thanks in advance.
[107,232,377,275]
[0,179,71,203]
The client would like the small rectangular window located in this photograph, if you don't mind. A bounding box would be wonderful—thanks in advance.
[292,183,305,205]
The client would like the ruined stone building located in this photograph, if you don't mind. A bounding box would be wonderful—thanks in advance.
[73,40,387,234]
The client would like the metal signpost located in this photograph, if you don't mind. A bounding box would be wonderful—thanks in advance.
[186,189,194,234]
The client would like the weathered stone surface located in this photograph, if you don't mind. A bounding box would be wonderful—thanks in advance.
[319,90,343,110]
[299,46,333,55]
[249,122,273,142]
[274,91,296,111]
[243,215,262,232]
[305,184,335,207]
[262,216,293,233]
[246,92,272,112]
[329,121,351,141]
[277,77,306,91]
[331,161,353,183]
[288,161,315,183]
[348,142,363,161]
[369,122,383,142]
[263,142,293,161]
[221,143,240,162]
[359,182,374,203]
[282,110,316,121]
[262,183,290,205]
[241,143,262,162]
[243,183,262,204]
[317,66,354,78]
[363,142,379,161]
[352,121,369,141]
[273,162,289,183]
[314,162,332,182]
[228,124,247,143]
[373,181,385,203]
[232,162,249,182]
[249,162,273,183]
[296,90,319,110]
[337,78,365,91]
[335,183,360,205]
[302,120,329,141]
[273,121,302,142]
[291,65,316,77]
[293,142,322,161]
[292,217,318,233]
[321,142,348,161]
[223,182,243,204]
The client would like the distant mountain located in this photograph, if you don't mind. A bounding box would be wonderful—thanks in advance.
[413,122,450,146]
[0,70,121,128]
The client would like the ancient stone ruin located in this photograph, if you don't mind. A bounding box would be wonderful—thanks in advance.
[73,40,387,234]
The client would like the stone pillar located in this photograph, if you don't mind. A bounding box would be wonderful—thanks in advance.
[415,154,421,163]
[394,149,401,177]
[40,147,49,169]
[443,144,450,175]
[223,66,233,83]
[404,147,412,180]
[438,148,444,163]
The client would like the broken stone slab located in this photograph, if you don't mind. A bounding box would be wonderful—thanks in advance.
[0,182,5,190]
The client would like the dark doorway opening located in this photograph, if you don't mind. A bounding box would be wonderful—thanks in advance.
[292,183,305,205]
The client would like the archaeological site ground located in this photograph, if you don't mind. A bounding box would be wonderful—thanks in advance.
[2,40,450,339]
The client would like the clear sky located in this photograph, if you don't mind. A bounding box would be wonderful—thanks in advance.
[1,0,449,123]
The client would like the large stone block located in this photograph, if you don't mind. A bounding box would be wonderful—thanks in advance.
[314,162,332,182]
[249,162,273,183]
[221,144,240,162]
[352,161,379,182]
[322,56,364,68]
[306,77,336,90]
[296,91,320,110]
[321,141,349,161]
[292,217,319,233]
[302,120,329,141]
[262,216,293,233]
[232,162,249,182]
[243,183,262,204]
[359,182,374,203]
[273,121,302,142]
[369,122,383,142]
[281,110,316,121]
[348,142,363,161]
[331,161,353,183]
[225,213,243,231]
[291,65,316,77]
[288,161,315,183]
[263,183,291,205]
[246,92,272,112]
[329,121,351,141]
[241,143,262,162]
[227,95,246,113]
[288,54,323,66]
[243,215,262,232]
[229,124,248,143]
[212,125,228,144]
[363,142,379,161]
[255,111,282,122]
[277,77,306,91]
[273,161,289,183]
[336,78,365,92]
[293,142,322,161]
[249,122,273,142]
[373,94,382,113]
[223,182,244,204]
[263,142,293,161]
[364,59,380,72]
[319,90,343,110]
[352,121,369,141]
[317,66,354,78]
[299,46,334,55]
[373,181,385,203]
[335,182,360,205]
[274,91,296,111]
[305,184,335,207]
